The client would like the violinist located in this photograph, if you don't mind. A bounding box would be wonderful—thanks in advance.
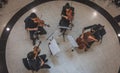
[25,13,48,45]
[32,17,48,35]
[25,13,38,45]
[27,41,51,71]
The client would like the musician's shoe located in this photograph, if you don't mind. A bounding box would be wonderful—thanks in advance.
[44,59,48,63]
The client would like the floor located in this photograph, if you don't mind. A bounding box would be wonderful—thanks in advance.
[0,0,120,73]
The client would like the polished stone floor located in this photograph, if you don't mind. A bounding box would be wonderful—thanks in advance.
[0,0,120,73]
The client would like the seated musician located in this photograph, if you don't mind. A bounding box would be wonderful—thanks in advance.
[76,31,98,51]
[61,3,74,21]
[32,17,48,35]
[25,13,48,45]
[27,45,50,71]
[59,3,74,32]
[82,24,106,41]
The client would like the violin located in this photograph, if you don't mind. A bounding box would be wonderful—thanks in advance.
[32,17,50,27]
[33,41,41,59]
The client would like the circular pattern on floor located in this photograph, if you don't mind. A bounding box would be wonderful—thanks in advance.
[5,1,120,73]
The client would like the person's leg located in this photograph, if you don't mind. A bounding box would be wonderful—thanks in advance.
[30,31,36,45]
[38,27,47,35]
[39,54,46,61]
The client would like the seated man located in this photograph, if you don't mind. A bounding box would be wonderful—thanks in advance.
[76,31,98,51]
[25,13,48,45]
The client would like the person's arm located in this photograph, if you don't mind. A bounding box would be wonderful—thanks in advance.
[26,27,38,31]
[61,7,68,19]
[82,24,97,32]
[88,36,98,42]
[61,14,68,19]
[40,58,44,66]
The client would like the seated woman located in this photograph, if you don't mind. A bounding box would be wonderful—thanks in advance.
[27,42,51,71]
[76,31,98,51]
[59,3,74,33]
[82,24,106,42]
[27,52,50,72]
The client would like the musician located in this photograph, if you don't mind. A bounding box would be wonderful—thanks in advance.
[76,31,98,51]
[82,24,106,41]
[25,13,47,45]
[59,3,74,33]
[27,46,50,71]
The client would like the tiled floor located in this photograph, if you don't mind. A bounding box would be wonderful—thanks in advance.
[0,0,120,73]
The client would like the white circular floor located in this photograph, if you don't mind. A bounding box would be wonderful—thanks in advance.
[6,1,120,73]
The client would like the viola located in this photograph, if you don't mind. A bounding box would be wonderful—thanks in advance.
[33,41,41,59]
[38,20,50,27]
[32,18,50,27]
[66,8,73,21]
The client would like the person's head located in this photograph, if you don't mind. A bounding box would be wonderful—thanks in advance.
[65,3,70,7]
[65,3,70,9]
[29,13,37,18]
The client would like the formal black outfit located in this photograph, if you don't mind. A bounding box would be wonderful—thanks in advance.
[38,26,47,35]
[27,51,51,72]
[83,24,106,41]
[25,17,38,45]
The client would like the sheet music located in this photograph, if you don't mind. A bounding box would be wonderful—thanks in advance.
[49,39,60,55]
[67,35,78,48]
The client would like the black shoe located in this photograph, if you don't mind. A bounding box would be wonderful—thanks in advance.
[44,59,48,63]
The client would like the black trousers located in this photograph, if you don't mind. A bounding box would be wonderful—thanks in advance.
[39,54,51,69]
[29,27,47,40]
[29,31,36,40]
[38,26,47,35]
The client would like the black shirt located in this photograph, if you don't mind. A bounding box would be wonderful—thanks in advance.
[25,17,38,29]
